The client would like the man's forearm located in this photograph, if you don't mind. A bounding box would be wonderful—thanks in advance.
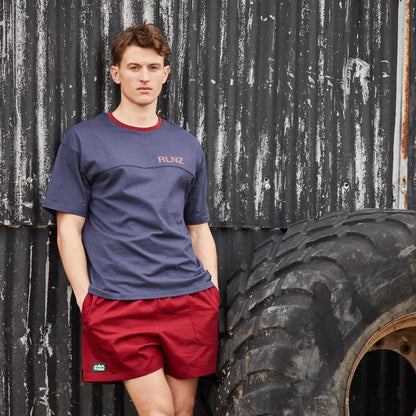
[57,213,90,310]
[187,223,218,288]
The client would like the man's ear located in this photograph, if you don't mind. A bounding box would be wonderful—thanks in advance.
[110,65,120,84]
[162,65,170,84]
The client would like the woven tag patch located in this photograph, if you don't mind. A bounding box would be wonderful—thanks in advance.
[92,363,106,372]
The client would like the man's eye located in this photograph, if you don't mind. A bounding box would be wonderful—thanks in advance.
[130,66,138,71]
[150,66,159,70]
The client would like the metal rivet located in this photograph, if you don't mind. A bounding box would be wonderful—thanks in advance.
[400,343,411,355]
[264,177,271,190]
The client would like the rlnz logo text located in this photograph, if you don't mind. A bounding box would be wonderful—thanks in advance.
[158,156,184,165]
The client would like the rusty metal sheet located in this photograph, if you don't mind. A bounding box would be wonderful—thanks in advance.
[406,0,416,210]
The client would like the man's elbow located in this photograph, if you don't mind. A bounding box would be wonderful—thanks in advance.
[187,223,209,240]
[56,215,84,250]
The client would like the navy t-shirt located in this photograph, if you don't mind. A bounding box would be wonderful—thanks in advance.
[43,113,213,300]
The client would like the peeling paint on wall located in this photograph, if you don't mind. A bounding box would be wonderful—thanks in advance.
[343,58,371,109]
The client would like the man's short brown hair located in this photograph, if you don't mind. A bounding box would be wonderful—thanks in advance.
[111,21,171,66]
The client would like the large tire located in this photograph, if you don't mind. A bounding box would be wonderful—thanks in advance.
[211,209,416,415]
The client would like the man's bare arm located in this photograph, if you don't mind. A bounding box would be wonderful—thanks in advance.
[57,211,90,310]
[187,222,218,289]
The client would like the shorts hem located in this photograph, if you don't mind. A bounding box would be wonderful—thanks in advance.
[82,364,164,383]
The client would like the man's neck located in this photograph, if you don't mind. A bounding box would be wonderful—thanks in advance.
[111,102,159,128]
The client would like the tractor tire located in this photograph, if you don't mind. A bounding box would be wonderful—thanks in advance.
[210,209,416,415]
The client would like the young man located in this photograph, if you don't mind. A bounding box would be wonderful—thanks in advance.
[43,22,219,416]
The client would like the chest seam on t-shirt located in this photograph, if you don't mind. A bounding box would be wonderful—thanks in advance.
[88,164,195,179]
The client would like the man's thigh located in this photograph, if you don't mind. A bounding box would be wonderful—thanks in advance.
[123,368,175,416]
[166,374,198,415]
[123,369,198,416]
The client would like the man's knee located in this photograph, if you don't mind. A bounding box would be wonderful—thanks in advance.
[174,398,195,416]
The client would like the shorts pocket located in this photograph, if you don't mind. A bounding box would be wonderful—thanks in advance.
[188,287,219,343]
[212,285,220,303]
[81,293,93,324]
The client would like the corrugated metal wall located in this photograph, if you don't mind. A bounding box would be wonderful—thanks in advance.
[1,0,415,415]
[1,0,408,228]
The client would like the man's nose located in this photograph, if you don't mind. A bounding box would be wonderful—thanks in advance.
[139,68,150,82]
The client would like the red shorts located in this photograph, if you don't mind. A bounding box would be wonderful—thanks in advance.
[81,286,219,382]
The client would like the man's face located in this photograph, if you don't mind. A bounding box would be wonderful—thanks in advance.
[110,45,170,109]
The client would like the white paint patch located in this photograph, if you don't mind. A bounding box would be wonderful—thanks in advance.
[38,237,52,415]
[0,19,5,60]
[342,58,371,114]
[160,0,185,124]
[354,119,366,208]
[319,0,325,27]
[2,197,9,211]
[101,0,112,112]
[399,245,416,258]
[213,100,230,221]
[159,0,174,44]
[246,2,255,89]
[316,2,327,209]
[13,0,28,220]
[248,60,255,87]
[142,2,155,23]
[253,131,269,216]
[38,323,53,357]
[373,0,382,50]
[234,119,242,168]
[373,104,383,201]
[284,116,291,136]
[194,5,207,148]
[121,0,134,27]
[212,0,232,222]
[80,0,89,118]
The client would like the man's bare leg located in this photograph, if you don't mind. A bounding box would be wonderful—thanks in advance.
[166,375,198,416]
[123,368,175,416]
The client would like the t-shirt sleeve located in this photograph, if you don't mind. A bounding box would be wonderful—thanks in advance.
[42,141,90,218]
[184,146,210,225]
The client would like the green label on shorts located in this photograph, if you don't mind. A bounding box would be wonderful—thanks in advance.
[92,363,106,372]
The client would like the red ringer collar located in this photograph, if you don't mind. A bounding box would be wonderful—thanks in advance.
[108,112,162,131]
